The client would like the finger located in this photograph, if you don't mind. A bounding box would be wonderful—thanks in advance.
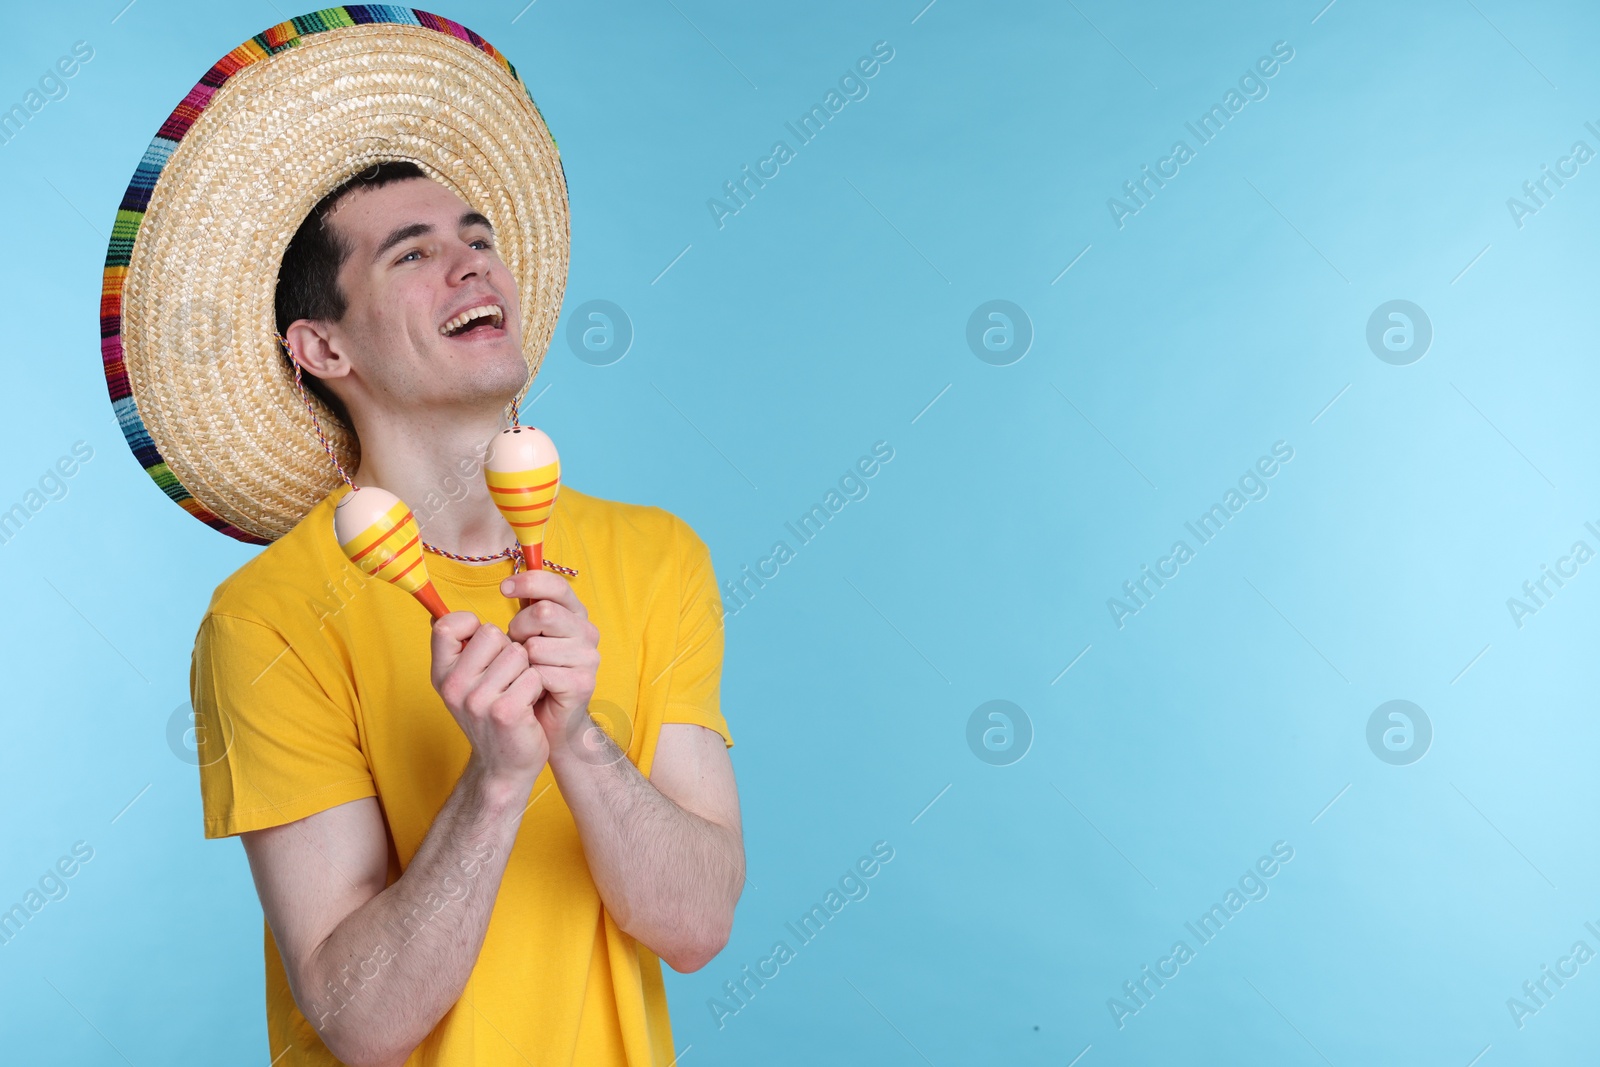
[499,661,547,710]
[433,610,479,645]
[529,665,592,703]
[507,599,585,643]
[453,622,514,680]
[521,635,601,670]
[465,642,531,712]
[499,571,584,615]
[430,611,482,681]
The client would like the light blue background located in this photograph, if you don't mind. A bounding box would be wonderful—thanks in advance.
[2,0,1596,1063]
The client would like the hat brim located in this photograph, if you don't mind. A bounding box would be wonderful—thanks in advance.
[101,7,570,543]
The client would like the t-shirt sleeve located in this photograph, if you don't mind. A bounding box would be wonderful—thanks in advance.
[190,612,377,839]
[658,517,732,749]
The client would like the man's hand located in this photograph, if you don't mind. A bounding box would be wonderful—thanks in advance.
[431,613,549,789]
[499,570,601,746]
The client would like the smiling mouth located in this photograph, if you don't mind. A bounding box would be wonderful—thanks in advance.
[440,303,505,339]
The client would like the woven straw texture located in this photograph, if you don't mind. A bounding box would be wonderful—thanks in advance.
[102,8,570,543]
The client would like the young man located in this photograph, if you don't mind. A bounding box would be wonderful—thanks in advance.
[101,13,741,1066]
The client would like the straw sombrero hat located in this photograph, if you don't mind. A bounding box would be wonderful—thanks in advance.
[100,7,570,544]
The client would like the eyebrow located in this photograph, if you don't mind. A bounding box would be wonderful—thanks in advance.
[371,211,495,264]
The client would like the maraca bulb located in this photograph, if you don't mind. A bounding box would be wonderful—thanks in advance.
[484,426,561,553]
[334,487,451,620]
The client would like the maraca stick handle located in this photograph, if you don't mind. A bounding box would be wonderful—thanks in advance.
[414,581,452,621]
[510,545,544,610]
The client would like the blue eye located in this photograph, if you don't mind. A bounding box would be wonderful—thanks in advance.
[399,249,422,263]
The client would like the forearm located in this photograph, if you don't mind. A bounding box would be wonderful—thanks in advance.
[549,730,742,971]
[300,762,531,1067]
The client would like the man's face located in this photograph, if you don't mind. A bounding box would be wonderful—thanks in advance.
[321,177,527,416]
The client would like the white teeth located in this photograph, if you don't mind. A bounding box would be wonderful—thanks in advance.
[439,304,503,335]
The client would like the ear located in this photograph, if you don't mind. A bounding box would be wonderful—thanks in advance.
[284,319,351,384]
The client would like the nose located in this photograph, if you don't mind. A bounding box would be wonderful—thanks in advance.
[450,237,495,283]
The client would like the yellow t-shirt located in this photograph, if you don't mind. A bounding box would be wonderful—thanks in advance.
[189,481,732,1066]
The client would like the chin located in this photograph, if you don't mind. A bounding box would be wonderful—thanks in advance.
[427,330,529,401]
[482,351,535,401]
[445,334,525,369]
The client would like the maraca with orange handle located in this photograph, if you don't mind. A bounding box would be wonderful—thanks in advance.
[484,426,561,606]
[334,486,454,621]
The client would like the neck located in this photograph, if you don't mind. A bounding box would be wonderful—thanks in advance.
[349,407,516,560]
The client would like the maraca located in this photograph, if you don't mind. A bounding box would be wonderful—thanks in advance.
[485,426,561,606]
[485,426,561,571]
[334,486,453,620]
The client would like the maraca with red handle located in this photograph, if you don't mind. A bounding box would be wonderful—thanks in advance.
[485,426,561,607]
[334,486,453,621]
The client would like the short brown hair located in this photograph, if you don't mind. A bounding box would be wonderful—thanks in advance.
[274,161,429,427]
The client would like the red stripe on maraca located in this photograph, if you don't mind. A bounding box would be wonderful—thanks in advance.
[352,528,419,566]
[487,477,559,493]
[348,511,417,562]
[387,553,425,585]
